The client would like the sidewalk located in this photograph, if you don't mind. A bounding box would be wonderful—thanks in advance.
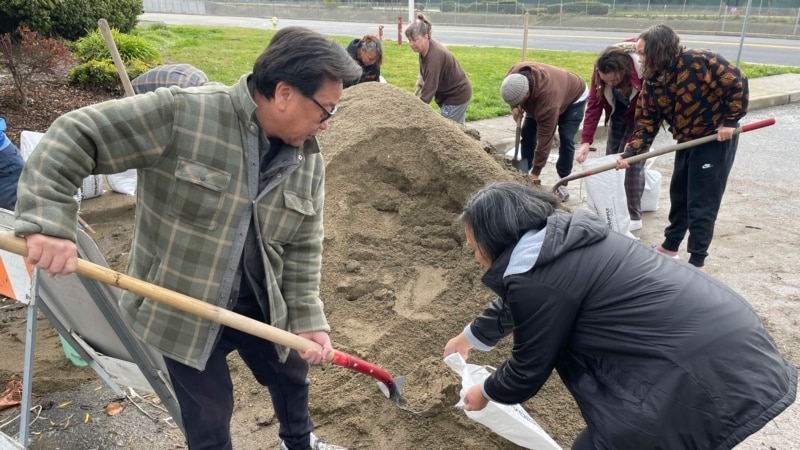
[468,73,800,154]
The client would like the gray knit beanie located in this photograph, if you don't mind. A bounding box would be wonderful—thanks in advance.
[500,73,529,106]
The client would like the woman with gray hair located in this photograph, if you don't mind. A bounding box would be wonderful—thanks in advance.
[405,13,472,125]
[344,34,383,88]
[445,181,795,450]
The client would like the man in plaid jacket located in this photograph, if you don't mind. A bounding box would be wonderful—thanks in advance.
[15,27,361,450]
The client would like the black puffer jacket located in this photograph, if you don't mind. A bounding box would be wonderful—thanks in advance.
[344,38,380,88]
[467,210,797,450]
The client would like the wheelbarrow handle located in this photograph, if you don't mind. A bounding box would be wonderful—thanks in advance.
[0,231,402,401]
[552,117,776,193]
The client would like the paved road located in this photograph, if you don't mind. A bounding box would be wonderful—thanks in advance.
[139,13,800,66]
[725,102,798,193]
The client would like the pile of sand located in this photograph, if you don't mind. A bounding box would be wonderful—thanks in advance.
[301,82,583,448]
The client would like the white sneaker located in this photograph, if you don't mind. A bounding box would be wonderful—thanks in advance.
[556,185,570,202]
[629,220,642,231]
[279,433,347,450]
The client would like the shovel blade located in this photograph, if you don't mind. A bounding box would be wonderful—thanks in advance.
[377,375,407,408]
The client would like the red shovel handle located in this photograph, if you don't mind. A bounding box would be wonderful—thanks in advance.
[740,117,775,132]
[330,350,407,407]
[330,350,398,390]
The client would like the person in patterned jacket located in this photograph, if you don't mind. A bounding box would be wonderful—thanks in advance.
[617,24,748,271]
[14,27,360,450]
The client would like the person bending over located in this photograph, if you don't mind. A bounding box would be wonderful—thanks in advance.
[446,181,795,450]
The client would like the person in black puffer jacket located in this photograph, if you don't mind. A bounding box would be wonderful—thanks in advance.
[445,181,797,450]
[344,34,382,88]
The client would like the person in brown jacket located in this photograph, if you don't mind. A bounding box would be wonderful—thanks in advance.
[405,13,472,125]
[500,62,588,201]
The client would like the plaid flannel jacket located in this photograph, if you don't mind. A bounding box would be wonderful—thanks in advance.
[15,75,329,368]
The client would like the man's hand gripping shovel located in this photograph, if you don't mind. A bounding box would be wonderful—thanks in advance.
[0,233,409,410]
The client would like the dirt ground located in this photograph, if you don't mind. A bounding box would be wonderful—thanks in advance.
[1,82,797,449]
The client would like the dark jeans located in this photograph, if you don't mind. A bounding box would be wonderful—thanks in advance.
[518,99,586,179]
[662,136,738,267]
[164,293,313,450]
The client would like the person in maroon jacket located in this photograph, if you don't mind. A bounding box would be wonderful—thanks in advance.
[500,62,588,201]
[405,13,472,126]
[576,44,646,231]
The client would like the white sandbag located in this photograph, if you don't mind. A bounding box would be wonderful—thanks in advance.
[582,155,635,239]
[19,130,104,200]
[76,174,104,200]
[444,353,562,450]
[641,158,661,212]
[19,131,42,160]
[106,169,137,196]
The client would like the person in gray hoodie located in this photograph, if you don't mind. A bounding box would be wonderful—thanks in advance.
[445,181,796,450]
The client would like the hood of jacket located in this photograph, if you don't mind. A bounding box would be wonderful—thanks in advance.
[482,209,608,294]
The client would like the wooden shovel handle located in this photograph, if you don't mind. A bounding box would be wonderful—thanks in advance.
[0,231,320,355]
[98,19,136,98]
[552,117,776,192]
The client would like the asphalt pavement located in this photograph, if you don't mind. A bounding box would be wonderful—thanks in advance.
[468,73,800,154]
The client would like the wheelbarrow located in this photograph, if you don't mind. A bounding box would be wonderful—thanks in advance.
[0,232,407,408]
[552,117,776,193]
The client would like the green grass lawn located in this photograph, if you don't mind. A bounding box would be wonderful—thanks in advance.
[136,24,800,121]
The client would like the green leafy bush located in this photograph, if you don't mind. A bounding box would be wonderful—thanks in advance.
[69,28,160,91]
[69,60,120,90]
[73,28,160,63]
[0,0,142,41]
[125,58,149,80]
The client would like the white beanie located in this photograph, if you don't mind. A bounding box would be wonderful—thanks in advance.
[500,73,529,106]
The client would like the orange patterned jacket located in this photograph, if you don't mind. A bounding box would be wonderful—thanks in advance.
[627,47,748,155]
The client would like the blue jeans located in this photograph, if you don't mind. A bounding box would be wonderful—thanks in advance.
[164,292,313,450]
[0,141,25,211]
[519,99,586,179]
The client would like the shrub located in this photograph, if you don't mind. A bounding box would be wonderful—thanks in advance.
[73,28,160,63]
[125,59,149,81]
[0,26,73,108]
[0,0,142,41]
[69,60,121,91]
[0,0,54,36]
[69,29,158,92]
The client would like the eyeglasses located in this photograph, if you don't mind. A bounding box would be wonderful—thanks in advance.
[309,97,337,123]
